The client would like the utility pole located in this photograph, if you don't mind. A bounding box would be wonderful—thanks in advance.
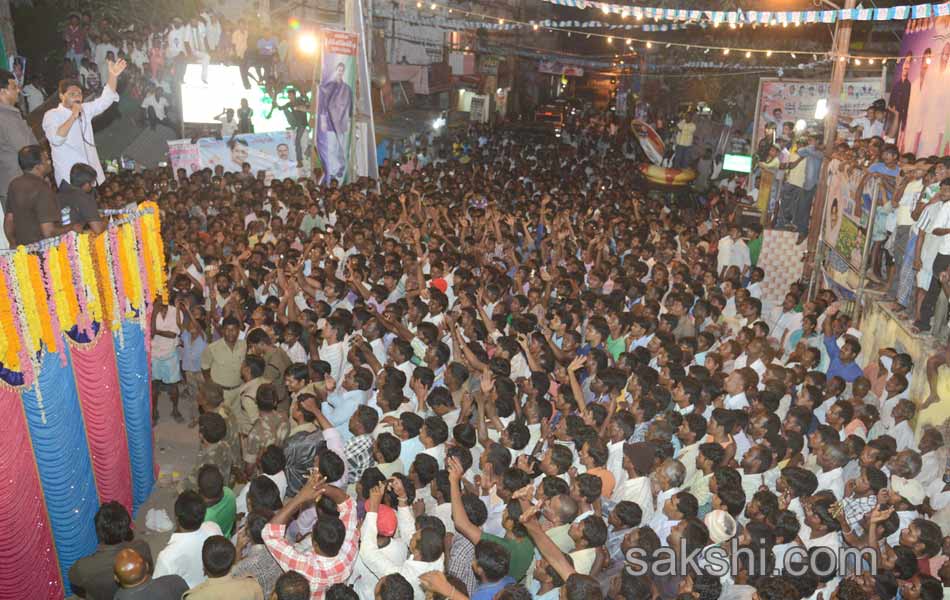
[805,0,856,292]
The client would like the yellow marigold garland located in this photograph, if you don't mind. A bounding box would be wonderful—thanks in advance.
[119,223,142,312]
[94,233,115,326]
[12,247,42,352]
[57,243,79,328]
[27,254,56,351]
[138,201,167,303]
[77,234,103,324]
[0,264,20,371]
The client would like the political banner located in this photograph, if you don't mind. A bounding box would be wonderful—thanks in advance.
[539,60,584,77]
[752,77,883,147]
[167,141,202,176]
[893,17,950,156]
[167,131,299,181]
[316,30,358,185]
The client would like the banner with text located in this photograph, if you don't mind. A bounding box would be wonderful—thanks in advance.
[316,30,358,185]
[167,131,299,181]
[753,77,883,146]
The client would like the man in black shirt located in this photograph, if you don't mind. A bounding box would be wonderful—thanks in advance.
[57,162,105,234]
[113,547,188,600]
[68,502,153,600]
[270,88,309,167]
[3,145,62,246]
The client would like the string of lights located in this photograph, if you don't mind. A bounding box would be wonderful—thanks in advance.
[539,0,946,27]
[386,0,932,65]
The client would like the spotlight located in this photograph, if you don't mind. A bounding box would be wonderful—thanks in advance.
[297,33,319,55]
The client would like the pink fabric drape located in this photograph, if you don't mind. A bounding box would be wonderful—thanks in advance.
[0,387,64,599]
[71,332,135,513]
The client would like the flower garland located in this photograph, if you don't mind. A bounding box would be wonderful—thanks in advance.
[104,229,125,347]
[120,223,143,313]
[133,218,152,303]
[132,219,152,334]
[139,201,167,303]
[56,243,79,329]
[3,252,38,395]
[124,224,144,311]
[0,259,21,372]
[40,250,67,365]
[64,233,92,337]
[12,248,42,354]
[94,234,115,327]
[111,226,133,317]
[27,253,56,353]
[77,234,103,325]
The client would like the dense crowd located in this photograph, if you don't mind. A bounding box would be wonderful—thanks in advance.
[53,9,299,134]
[46,115,949,600]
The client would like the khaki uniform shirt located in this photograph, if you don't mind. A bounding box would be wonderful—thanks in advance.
[201,339,247,389]
[182,574,264,600]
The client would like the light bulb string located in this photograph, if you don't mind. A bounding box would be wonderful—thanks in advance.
[382,0,933,63]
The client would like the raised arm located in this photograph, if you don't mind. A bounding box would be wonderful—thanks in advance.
[447,456,482,544]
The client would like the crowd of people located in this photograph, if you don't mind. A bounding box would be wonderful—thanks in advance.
[54,9,303,140]
[27,100,943,600]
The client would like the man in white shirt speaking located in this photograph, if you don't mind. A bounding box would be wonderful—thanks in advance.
[42,58,126,187]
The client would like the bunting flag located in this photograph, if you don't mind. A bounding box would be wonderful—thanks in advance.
[540,0,937,25]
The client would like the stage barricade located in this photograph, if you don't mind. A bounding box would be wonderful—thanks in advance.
[0,203,165,597]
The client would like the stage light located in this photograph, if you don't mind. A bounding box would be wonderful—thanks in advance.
[794,119,807,132]
[432,116,446,130]
[814,99,828,120]
[646,41,652,48]
[723,48,730,55]
[430,3,436,9]
[289,17,301,30]
[607,36,613,43]
[601,4,610,14]
[767,50,772,57]
[297,33,318,55]
[533,23,539,30]
[745,51,751,58]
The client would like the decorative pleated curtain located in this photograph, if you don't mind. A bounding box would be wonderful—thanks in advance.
[0,322,155,598]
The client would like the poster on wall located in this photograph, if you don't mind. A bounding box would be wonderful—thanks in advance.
[752,77,883,147]
[316,30,357,185]
[893,17,950,157]
[167,131,298,180]
[822,158,888,282]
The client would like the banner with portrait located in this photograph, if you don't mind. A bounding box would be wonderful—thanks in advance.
[752,77,883,147]
[893,16,950,156]
[822,158,868,271]
[167,131,299,181]
[821,159,890,296]
[316,30,358,185]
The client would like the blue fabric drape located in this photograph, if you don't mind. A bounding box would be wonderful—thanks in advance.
[20,349,100,595]
[114,322,155,511]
